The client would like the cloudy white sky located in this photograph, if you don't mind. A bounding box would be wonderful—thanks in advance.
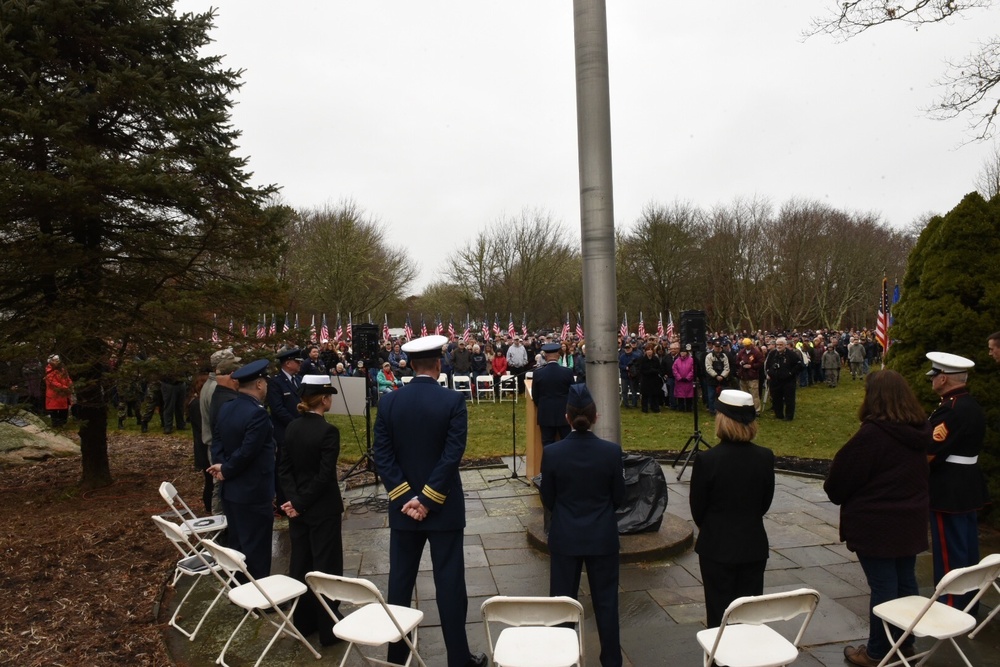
[175,1,999,293]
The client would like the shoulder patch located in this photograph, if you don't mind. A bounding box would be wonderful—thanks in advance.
[932,422,948,442]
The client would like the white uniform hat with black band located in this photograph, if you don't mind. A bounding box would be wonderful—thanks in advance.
[716,389,757,424]
[925,351,975,376]
[401,334,448,360]
[298,374,338,397]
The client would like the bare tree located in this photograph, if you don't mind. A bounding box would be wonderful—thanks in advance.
[975,142,1000,198]
[809,1,1000,139]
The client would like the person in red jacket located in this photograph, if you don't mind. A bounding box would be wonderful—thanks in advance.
[44,354,73,427]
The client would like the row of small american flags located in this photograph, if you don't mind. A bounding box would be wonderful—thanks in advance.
[619,312,674,340]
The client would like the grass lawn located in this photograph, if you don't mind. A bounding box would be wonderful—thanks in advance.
[329,377,867,464]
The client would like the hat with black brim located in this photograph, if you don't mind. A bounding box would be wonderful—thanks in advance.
[925,351,975,376]
[298,374,338,397]
[401,334,448,360]
[716,389,756,424]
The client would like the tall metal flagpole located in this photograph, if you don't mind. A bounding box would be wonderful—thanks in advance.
[573,0,620,444]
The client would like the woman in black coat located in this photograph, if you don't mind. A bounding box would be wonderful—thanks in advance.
[278,375,345,646]
[636,343,662,413]
[825,370,931,667]
[690,389,774,628]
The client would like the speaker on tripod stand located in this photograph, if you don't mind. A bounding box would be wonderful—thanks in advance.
[341,323,381,484]
[672,310,712,480]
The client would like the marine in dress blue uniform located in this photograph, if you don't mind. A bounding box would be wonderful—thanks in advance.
[531,342,576,446]
[209,359,275,580]
[540,384,626,667]
[925,352,990,610]
[268,346,303,511]
[372,335,486,667]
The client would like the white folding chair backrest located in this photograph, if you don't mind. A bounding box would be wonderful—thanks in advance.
[158,480,226,536]
[970,553,1000,638]
[401,375,414,384]
[476,375,495,402]
[453,375,473,399]
[152,515,206,563]
[482,595,585,667]
[306,571,382,607]
[437,373,449,387]
[939,553,1000,606]
[723,588,819,644]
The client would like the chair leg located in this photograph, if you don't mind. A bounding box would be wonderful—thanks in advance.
[169,575,202,639]
[181,576,229,642]
[969,599,1000,638]
[253,599,321,667]
[216,608,254,667]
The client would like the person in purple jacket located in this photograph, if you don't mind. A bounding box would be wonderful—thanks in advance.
[825,370,932,667]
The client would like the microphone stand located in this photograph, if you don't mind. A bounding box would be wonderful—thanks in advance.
[488,366,530,486]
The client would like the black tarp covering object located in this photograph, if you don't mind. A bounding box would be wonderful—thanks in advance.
[616,454,668,534]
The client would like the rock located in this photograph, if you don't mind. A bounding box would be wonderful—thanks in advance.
[0,410,79,467]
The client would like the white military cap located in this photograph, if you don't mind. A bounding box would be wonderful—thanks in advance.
[297,374,338,396]
[401,334,448,360]
[925,351,975,376]
[717,389,757,424]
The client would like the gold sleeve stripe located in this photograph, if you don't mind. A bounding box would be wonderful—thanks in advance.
[422,485,446,504]
[388,482,411,501]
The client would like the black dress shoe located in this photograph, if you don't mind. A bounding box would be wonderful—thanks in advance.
[465,652,488,667]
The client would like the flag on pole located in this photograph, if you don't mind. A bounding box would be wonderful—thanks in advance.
[619,312,628,339]
[382,314,390,342]
[322,314,330,342]
[241,320,248,337]
[229,318,234,336]
[346,314,352,341]
[875,277,891,353]
[282,313,289,333]
[256,316,265,339]
[638,311,646,339]
[521,313,528,338]
[294,313,300,331]
[891,282,900,326]
[561,313,570,340]
[657,312,664,338]
[269,313,276,336]
[508,313,516,339]
[435,316,443,336]
[481,315,490,341]
[666,312,674,341]
[212,315,220,343]
[462,315,471,343]
[575,313,585,340]
[334,314,343,342]
[448,317,455,340]
[404,314,413,340]
[420,315,428,338]
[492,313,500,337]
[309,315,317,343]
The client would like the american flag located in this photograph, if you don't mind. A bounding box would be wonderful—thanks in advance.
[561,313,570,341]
[382,315,390,342]
[657,313,664,338]
[666,312,674,341]
[282,313,289,333]
[404,314,413,341]
[575,313,584,340]
[448,318,456,340]
[481,315,489,341]
[212,315,220,343]
[346,314,352,341]
[508,314,516,338]
[638,312,646,339]
[294,313,300,331]
[241,320,248,337]
[309,315,317,343]
[256,316,265,339]
[335,314,343,342]
[462,315,471,343]
[321,314,330,342]
[875,277,890,353]
[269,313,276,336]
[492,314,501,337]
[521,314,528,338]
[434,316,443,336]
[619,313,628,339]
[229,318,234,337]
[420,316,428,338]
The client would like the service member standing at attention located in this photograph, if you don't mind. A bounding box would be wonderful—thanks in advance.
[925,351,990,610]
[540,384,626,667]
[372,334,487,667]
[690,390,774,628]
[267,346,303,514]
[208,359,276,580]
[531,342,576,446]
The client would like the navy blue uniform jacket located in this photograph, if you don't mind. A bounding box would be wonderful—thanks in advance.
[540,431,626,556]
[928,388,989,513]
[531,362,576,427]
[267,371,299,444]
[373,375,468,531]
[211,392,276,505]
[278,412,344,523]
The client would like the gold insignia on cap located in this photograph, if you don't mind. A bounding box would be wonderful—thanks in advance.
[933,423,949,442]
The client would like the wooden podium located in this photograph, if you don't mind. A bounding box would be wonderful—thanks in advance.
[524,379,543,478]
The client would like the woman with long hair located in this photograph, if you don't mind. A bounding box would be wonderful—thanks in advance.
[690,390,774,628]
[826,370,931,667]
[540,384,626,667]
[278,375,344,646]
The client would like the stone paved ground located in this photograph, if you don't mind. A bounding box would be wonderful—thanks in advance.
[163,461,1000,666]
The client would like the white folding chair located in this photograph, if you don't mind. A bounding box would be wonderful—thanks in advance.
[201,538,321,667]
[969,552,1000,638]
[453,375,474,401]
[695,588,819,667]
[151,515,228,641]
[872,554,1000,667]
[305,571,427,667]
[437,373,449,388]
[475,375,495,403]
[158,481,226,538]
[401,375,414,385]
[498,374,517,403]
[481,595,584,667]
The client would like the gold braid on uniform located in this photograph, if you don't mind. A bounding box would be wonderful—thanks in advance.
[388,482,411,501]
[422,485,446,505]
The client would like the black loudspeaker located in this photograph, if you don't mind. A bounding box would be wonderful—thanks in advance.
[353,323,380,361]
[680,310,707,352]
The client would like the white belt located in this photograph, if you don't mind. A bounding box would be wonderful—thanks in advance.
[945,455,978,465]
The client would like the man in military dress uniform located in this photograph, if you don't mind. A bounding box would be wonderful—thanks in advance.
[372,334,487,667]
[926,351,990,610]
[267,346,303,513]
[531,342,576,446]
[208,358,276,579]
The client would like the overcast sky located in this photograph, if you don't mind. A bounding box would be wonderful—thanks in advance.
[174,1,998,293]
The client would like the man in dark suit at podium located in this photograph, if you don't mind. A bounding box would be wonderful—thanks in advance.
[531,342,576,446]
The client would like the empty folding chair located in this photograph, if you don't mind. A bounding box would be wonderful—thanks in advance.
[872,554,1000,667]
[158,481,226,538]
[481,595,584,667]
[305,571,427,667]
[437,373,449,388]
[401,375,414,385]
[200,538,321,667]
[969,553,1000,639]
[476,375,495,403]
[151,515,227,641]
[695,588,820,667]
[498,374,517,403]
[453,375,474,402]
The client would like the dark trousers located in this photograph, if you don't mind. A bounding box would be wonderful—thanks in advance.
[699,555,766,628]
[159,380,186,432]
[288,514,343,644]
[640,377,662,413]
[931,510,980,611]
[223,499,274,580]
[540,423,571,447]
[550,552,622,667]
[857,554,918,659]
[388,529,471,667]
[49,408,69,427]
[769,380,796,419]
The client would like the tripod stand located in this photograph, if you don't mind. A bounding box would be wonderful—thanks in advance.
[340,366,380,487]
[672,350,712,481]
[488,370,530,486]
